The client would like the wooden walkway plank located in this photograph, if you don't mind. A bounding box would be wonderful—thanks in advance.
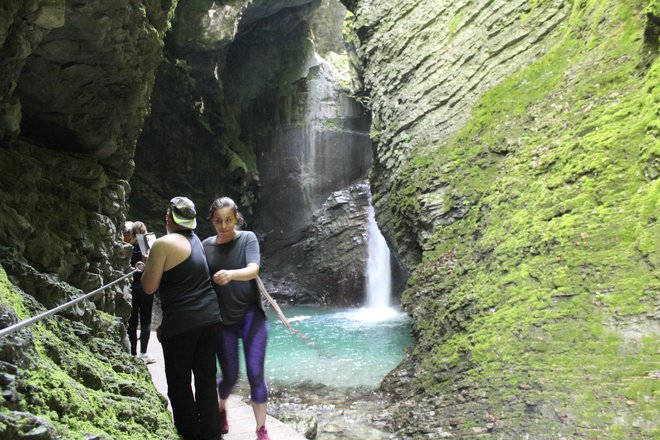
[145,332,306,440]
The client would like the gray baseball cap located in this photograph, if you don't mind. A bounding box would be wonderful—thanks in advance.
[169,197,197,229]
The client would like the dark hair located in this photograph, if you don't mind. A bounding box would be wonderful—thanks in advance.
[209,197,245,228]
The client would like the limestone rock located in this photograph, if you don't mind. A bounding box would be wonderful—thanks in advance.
[279,413,319,439]
[0,1,177,437]
[345,0,568,268]
[283,180,371,305]
[0,0,66,142]
[4,0,171,173]
[344,0,659,438]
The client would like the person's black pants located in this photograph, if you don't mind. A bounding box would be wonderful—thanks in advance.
[127,290,154,355]
[162,323,221,440]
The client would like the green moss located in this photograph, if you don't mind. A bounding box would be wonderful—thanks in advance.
[391,0,659,436]
[0,266,28,321]
[17,323,176,439]
[447,10,464,36]
[0,271,177,439]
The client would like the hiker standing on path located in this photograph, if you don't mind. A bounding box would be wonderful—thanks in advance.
[122,221,134,244]
[203,196,271,440]
[141,197,223,440]
[127,221,157,364]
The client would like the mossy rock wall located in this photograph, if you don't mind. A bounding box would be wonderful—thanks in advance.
[345,0,659,438]
[0,267,177,439]
[0,1,179,438]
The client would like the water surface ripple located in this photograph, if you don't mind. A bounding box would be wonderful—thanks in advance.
[263,305,412,388]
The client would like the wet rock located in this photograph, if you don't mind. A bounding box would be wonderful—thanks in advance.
[267,382,393,439]
[280,413,319,439]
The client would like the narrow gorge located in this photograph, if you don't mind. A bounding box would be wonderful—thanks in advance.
[0,0,658,439]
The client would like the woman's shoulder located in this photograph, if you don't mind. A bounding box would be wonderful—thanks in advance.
[201,235,215,245]
[237,230,258,241]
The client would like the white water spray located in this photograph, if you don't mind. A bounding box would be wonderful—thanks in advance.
[365,205,392,309]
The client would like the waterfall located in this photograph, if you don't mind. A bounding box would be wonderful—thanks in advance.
[365,205,392,309]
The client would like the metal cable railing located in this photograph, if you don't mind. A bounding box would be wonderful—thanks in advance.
[0,263,144,339]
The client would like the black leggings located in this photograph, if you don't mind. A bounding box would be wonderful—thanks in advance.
[127,290,154,355]
[162,323,221,440]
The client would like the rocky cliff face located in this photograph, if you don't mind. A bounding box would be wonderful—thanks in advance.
[0,1,178,438]
[131,0,376,304]
[344,0,659,438]
[347,0,569,267]
[129,0,263,237]
[244,43,374,302]
[265,179,371,305]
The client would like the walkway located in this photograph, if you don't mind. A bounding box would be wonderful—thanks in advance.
[145,332,306,440]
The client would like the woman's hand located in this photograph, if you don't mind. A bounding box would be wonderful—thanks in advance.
[212,264,259,285]
[213,269,233,286]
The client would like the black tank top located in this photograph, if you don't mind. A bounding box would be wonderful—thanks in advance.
[159,230,222,338]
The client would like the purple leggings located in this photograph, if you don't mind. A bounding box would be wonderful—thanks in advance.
[217,306,268,403]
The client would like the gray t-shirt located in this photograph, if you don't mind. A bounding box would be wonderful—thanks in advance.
[202,231,263,325]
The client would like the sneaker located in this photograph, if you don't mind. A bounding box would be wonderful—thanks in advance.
[256,426,270,440]
[219,409,229,434]
[139,353,157,364]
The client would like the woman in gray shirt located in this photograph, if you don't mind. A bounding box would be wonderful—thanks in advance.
[202,197,270,440]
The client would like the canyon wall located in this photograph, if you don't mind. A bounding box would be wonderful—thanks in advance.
[343,0,659,437]
[0,1,179,438]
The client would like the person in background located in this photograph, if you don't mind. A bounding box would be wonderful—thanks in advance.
[127,221,156,364]
[141,197,223,440]
[202,197,270,440]
[122,221,133,243]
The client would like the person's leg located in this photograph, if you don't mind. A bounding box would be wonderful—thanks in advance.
[217,323,240,403]
[138,293,154,354]
[253,403,268,431]
[241,308,269,429]
[162,328,201,440]
[127,294,139,356]
[216,323,240,434]
[192,323,221,440]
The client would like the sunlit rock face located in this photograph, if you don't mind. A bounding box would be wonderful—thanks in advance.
[132,0,375,305]
[0,1,178,438]
[345,0,568,269]
[343,0,659,438]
